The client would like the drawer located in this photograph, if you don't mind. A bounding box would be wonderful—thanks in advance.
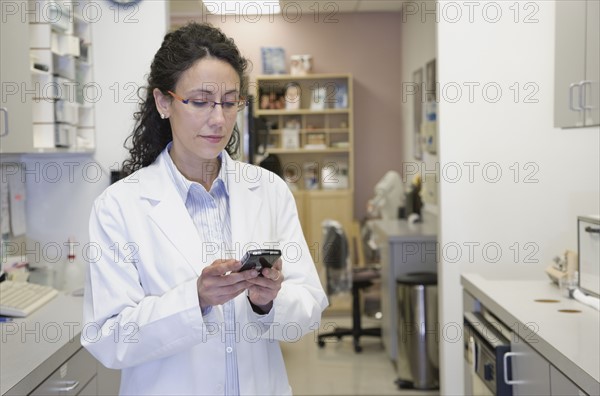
[77,375,97,396]
[30,348,96,396]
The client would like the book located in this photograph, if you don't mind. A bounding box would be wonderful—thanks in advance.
[303,162,319,190]
[305,132,326,149]
[310,86,327,110]
[261,47,286,75]
[334,83,348,108]
[281,127,300,149]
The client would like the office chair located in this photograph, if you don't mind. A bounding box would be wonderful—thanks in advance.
[317,220,382,353]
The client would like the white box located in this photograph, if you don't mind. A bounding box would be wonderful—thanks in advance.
[78,106,94,128]
[33,124,55,149]
[53,53,76,80]
[32,101,55,123]
[55,124,76,148]
[321,159,348,190]
[76,127,95,150]
[30,49,53,74]
[55,100,79,125]
[281,128,299,149]
[52,33,80,57]
[30,23,52,49]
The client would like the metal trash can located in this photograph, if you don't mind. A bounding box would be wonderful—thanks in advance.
[395,272,439,390]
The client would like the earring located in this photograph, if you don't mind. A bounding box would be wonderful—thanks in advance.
[160,113,166,119]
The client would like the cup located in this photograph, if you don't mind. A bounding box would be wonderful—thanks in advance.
[559,271,578,298]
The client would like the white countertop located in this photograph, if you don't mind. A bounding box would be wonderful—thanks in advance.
[461,273,600,396]
[370,212,438,242]
[0,291,84,395]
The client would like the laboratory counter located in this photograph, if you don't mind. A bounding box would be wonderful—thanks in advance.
[0,290,119,396]
[462,273,600,396]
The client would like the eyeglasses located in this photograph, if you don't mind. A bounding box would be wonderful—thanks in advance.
[168,90,247,114]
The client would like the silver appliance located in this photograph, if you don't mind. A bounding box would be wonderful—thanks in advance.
[464,312,513,395]
[578,215,600,297]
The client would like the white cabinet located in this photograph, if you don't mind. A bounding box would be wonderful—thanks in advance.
[510,337,551,395]
[0,7,34,152]
[1,0,95,153]
[554,0,599,128]
[510,335,586,396]
[550,366,586,396]
[29,347,97,396]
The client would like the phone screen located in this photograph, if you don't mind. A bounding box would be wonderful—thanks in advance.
[239,249,281,273]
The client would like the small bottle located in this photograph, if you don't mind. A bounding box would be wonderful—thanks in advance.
[61,237,85,294]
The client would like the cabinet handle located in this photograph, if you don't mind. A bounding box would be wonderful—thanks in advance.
[469,336,477,371]
[569,83,582,112]
[503,351,525,385]
[49,380,80,392]
[580,81,595,110]
[585,226,600,234]
[0,107,8,137]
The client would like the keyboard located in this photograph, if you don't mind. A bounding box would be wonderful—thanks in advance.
[0,280,59,317]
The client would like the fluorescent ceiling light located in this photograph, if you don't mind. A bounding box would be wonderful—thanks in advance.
[204,0,281,15]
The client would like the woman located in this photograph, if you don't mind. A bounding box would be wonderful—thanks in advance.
[82,22,328,395]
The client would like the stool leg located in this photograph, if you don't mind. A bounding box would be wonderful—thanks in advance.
[352,284,362,352]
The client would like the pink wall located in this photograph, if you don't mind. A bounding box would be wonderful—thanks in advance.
[172,12,404,220]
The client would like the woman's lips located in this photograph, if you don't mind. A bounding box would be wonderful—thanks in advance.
[200,135,223,144]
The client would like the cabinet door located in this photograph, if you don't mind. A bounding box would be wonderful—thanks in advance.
[30,347,97,396]
[510,337,551,395]
[554,1,586,128]
[0,11,34,152]
[96,364,121,396]
[554,0,599,128]
[550,365,585,396]
[305,190,352,265]
[77,376,97,396]
[584,0,599,126]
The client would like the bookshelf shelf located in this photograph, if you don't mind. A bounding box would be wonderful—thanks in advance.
[254,74,355,277]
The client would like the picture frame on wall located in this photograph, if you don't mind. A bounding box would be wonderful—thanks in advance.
[413,68,423,160]
[425,58,437,103]
[261,47,286,75]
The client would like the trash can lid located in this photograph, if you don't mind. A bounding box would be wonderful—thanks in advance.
[396,272,437,285]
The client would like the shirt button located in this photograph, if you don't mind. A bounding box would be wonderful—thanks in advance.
[226,347,233,353]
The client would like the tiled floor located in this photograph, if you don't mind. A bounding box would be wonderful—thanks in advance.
[282,315,440,396]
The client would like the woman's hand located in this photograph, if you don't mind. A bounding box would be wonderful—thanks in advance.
[246,258,284,313]
[196,259,259,310]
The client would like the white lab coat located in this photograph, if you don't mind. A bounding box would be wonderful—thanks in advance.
[81,150,328,395]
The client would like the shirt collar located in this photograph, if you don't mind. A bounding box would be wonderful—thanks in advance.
[161,141,230,202]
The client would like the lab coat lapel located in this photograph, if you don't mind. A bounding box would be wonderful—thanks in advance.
[225,155,262,250]
[140,154,204,276]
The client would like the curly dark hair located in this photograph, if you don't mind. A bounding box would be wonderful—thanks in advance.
[122,22,249,174]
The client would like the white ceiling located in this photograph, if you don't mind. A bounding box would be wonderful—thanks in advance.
[169,0,405,16]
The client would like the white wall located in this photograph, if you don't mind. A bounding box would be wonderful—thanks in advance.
[437,1,600,394]
[24,1,167,263]
[399,0,438,209]
[93,0,168,171]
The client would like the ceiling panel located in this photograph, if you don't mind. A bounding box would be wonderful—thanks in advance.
[169,0,405,16]
[356,0,404,12]
[279,0,359,13]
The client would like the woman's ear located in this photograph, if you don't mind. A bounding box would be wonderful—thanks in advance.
[153,88,171,119]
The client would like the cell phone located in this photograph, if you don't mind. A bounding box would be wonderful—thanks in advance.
[239,249,281,274]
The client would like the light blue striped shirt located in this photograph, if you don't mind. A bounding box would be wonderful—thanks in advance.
[162,143,239,396]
